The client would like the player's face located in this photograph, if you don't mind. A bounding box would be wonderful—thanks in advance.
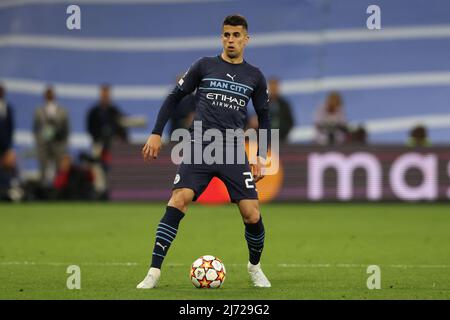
[221,25,249,60]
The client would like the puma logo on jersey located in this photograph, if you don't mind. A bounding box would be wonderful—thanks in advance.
[226,73,236,81]
[156,242,168,251]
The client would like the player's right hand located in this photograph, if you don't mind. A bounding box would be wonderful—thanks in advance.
[142,134,162,161]
[251,156,265,183]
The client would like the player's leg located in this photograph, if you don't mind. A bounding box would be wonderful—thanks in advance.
[152,188,194,267]
[238,199,271,288]
[137,188,194,289]
[137,154,214,289]
[238,199,265,265]
[218,159,271,288]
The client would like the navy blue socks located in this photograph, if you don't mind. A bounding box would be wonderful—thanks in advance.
[150,206,185,269]
[245,216,265,265]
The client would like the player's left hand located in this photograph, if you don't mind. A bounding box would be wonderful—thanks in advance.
[251,156,266,183]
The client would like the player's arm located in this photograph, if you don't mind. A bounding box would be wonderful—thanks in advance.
[142,59,202,161]
[251,72,271,182]
[142,87,189,161]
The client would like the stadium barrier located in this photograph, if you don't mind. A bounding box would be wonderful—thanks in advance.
[110,143,450,202]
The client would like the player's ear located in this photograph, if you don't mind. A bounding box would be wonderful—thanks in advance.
[244,33,250,46]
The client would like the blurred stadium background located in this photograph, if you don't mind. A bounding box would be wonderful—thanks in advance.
[1,0,450,202]
[1,0,450,299]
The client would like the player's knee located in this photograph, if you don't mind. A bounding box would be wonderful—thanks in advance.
[238,200,261,224]
[242,207,260,224]
[243,213,260,224]
[168,196,188,212]
[168,189,193,212]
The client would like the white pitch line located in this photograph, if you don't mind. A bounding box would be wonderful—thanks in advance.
[278,263,450,269]
[1,261,450,269]
[0,261,140,266]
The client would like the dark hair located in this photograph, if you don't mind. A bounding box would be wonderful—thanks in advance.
[411,125,427,140]
[223,14,248,31]
[268,76,280,83]
[44,85,55,100]
[100,83,111,90]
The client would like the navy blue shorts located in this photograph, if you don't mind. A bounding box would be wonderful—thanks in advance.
[172,144,258,202]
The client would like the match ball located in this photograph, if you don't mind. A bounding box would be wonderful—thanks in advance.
[190,255,226,289]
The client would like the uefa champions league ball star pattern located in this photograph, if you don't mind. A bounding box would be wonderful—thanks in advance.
[190,255,226,288]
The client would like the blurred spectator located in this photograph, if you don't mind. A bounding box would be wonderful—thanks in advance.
[314,91,348,145]
[33,86,69,187]
[407,124,431,147]
[54,153,95,200]
[267,77,294,142]
[246,77,294,143]
[0,84,14,158]
[349,124,368,145]
[0,149,23,201]
[87,84,127,150]
[87,84,127,199]
[170,74,196,135]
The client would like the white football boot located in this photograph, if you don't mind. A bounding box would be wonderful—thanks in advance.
[136,267,161,289]
[247,262,271,288]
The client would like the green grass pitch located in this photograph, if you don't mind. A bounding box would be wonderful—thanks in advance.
[0,203,449,299]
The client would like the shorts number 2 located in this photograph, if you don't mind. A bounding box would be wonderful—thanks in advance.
[243,172,255,189]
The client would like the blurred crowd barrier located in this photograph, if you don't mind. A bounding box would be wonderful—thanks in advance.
[109,143,450,202]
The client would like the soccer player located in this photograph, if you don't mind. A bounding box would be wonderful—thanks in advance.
[137,14,272,288]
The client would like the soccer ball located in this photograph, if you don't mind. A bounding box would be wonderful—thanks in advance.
[190,255,226,289]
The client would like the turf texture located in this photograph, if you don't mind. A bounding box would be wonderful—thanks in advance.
[0,203,449,299]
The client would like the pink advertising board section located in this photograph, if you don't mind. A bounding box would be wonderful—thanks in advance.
[110,143,450,202]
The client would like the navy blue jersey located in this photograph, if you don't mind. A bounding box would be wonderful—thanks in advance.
[152,55,271,154]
